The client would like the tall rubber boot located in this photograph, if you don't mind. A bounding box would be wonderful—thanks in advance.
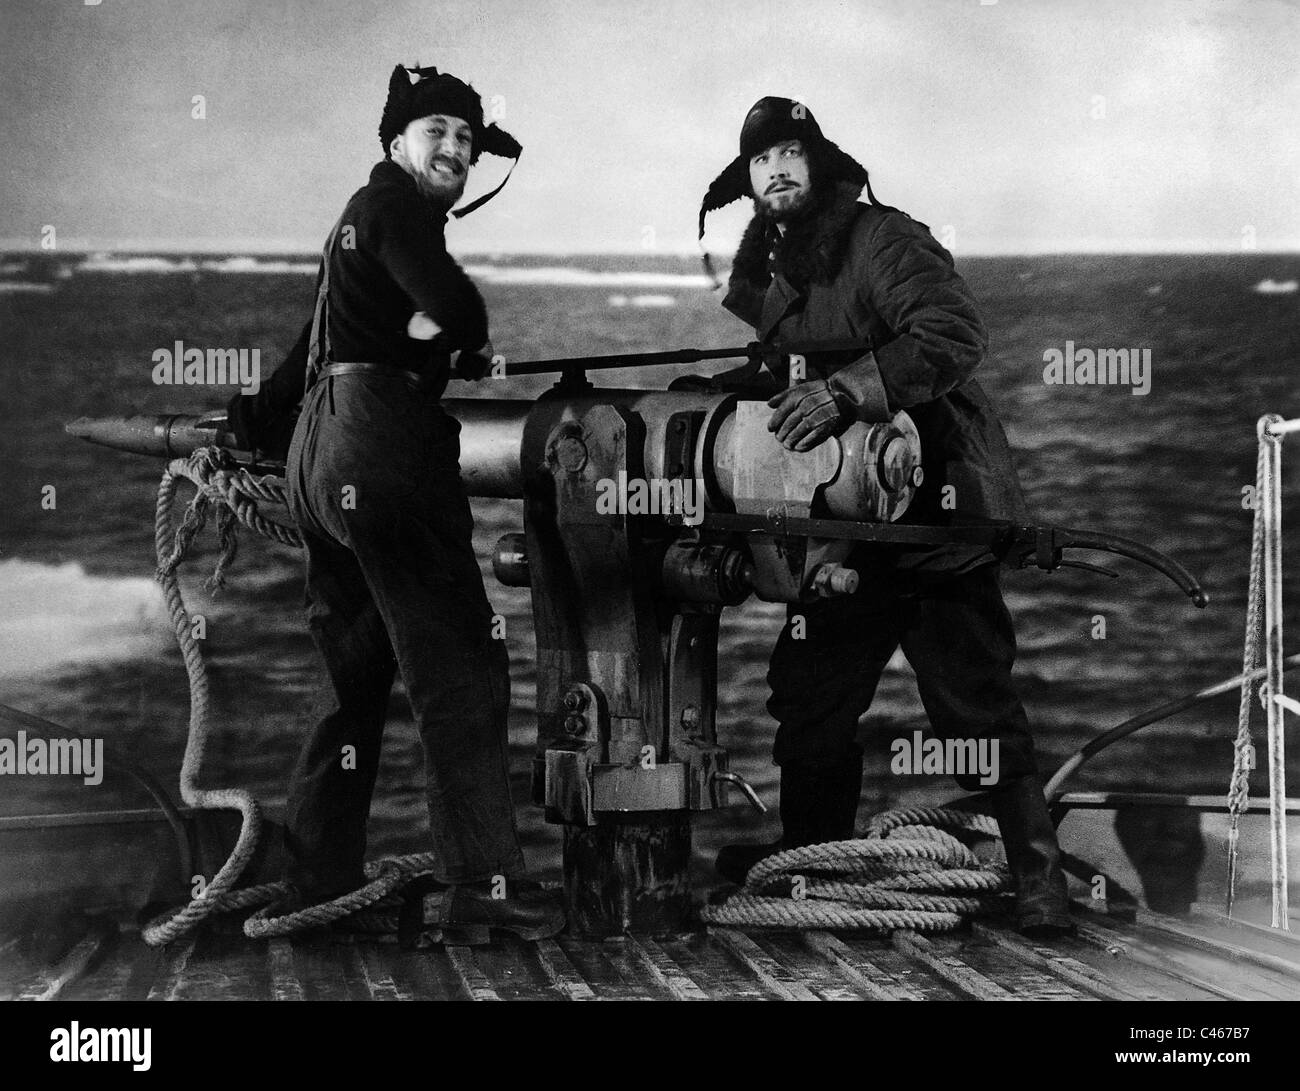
[991,774,1074,936]
[715,760,863,884]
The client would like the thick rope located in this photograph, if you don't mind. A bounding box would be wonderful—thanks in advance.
[142,466,266,945]
[703,896,962,932]
[699,807,1012,933]
[1225,424,1274,911]
[141,449,438,945]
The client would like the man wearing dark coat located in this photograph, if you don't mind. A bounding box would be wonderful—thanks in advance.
[694,97,1071,935]
[224,65,562,943]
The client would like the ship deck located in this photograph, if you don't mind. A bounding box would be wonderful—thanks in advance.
[6,902,1299,1002]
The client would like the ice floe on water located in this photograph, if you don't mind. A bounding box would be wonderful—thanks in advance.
[199,256,319,275]
[7,253,715,286]
[607,293,677,308]
[464,264,710,288]
[1253,279,1298,294]
[0,560,169,679]
[77,254,200,274]
[74,254,321,275]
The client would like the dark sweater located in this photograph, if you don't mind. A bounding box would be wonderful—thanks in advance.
[227,159,488,454]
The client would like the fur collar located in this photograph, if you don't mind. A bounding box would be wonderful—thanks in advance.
[730,181,870,289]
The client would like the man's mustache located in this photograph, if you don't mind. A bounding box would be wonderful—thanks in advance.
[765,180,799,195]
[429,155,466,177]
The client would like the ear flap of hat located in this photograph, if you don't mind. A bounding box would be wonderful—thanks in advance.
[697,155,751,240]
[695,154,751,288]
[477,123,522,161]
[818,139,869,191]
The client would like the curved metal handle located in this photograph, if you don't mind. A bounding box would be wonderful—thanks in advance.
[711,771,768,814]
[1054,526,1209,608]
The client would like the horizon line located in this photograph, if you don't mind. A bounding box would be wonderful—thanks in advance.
[3,240,1299,259]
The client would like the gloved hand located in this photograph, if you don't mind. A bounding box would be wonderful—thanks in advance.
[668,374,720,394]
[669,363,782,397]
[766,379,850,452]
[454,339,495,381]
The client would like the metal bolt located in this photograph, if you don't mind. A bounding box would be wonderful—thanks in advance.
[554,435,589,473]
[562,689,588,711]
[563,714,588,737]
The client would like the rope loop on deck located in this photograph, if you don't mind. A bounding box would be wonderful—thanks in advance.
[699,807,1012,933]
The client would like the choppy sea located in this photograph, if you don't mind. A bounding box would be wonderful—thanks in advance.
[2,249,1298,915]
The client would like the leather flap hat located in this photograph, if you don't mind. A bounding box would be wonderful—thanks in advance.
[698,97,878,238]
[697,97,883,278]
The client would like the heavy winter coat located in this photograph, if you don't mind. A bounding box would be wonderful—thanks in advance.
[722,181,1027,574]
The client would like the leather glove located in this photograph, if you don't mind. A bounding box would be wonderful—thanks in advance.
[668,374,720,394]
[766,379,850,452]
[669,364,783,397]
[825,353,892,424]
[454,340,495,381]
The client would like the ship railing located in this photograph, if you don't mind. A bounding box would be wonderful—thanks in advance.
[1245,414,1297,929]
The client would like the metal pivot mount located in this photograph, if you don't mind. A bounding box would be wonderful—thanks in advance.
[519,398,747,935]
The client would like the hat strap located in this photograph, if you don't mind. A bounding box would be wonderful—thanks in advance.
[451,152,520,219]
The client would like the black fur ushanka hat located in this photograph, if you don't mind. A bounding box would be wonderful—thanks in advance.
[379,64,521,217]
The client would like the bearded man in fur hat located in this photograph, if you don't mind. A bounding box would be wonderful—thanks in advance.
[692,97,1072,936]
[225,65,562,943]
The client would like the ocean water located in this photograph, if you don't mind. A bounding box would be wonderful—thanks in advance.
[2,250,1299,912]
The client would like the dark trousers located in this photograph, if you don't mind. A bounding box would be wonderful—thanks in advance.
[283,372,525,893]
[767,556,1038,792]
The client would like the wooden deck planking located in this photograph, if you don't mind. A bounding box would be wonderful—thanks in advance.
[283,936,371,1001]
[445,946,502,1001]
[1078,915,1300,1002]
[742,931,877,1001]
[833,934,973,1000]
[614,936,711,1000]
[1086,915,1300,1003]
[549,935,664,1000]
[266,938,305,1002]
[351,943,414,1001]
[708,928,821,1000]
[384,944,479,1002]
[891,932,1017,1001]
[1189,904,1300,953]
[12,904,1300,1001]
[13,921,116,1002]
[970,923,1153,1001]
[801,932,928,1000]
[471,937,561,1001]
[654,932,772,1001]
[1137,909,1300,978]
[533,938,599,1000]
[948,931,1093,1001]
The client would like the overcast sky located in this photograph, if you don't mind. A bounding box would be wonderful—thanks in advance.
[2,0,1297,254]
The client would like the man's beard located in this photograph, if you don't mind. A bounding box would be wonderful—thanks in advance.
[395,150,468,210]
[755,184,816,224]
[411,171,466,209]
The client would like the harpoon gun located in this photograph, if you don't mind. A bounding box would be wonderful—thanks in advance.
[67,351,1207,935]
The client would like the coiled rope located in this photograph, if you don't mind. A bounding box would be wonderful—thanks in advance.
[700,807,1011,932]
[142,447,438,945]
